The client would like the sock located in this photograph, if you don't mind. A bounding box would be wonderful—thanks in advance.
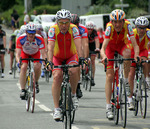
[106,104,111,109]
[72,94,76,97]
[124,78,128,84]
[128,97,132,103]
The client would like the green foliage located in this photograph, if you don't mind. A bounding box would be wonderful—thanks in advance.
[32,0,61,7]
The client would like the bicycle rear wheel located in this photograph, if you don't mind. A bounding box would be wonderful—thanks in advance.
[89,62,92,92]
[45,70,49,82]
[119,79,127,128]
[139,77,147,118]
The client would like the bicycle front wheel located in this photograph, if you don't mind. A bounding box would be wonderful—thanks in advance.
[26,76,30,112]
[119,79,127,128]
[13,58,17,78]
[139,77,147,118]
[30,73,35,113]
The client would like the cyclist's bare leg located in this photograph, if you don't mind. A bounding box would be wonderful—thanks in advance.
[34,62,41,82]
[141,56,148,77]
[122,48,131,79]
[9,51,14,70]
[69,66,80,94]
[105,68,114,104]
[20,63,28,89]
[0,54,5,70]
[128,67,135,98]
[52,70,63,108]
[91,55,96,79]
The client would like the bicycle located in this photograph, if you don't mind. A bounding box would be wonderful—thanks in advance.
[82,51,98,92]
[56,63,79,129]
[9,48,17,78]
[132,59,149,118]
[105,52,133,128]
[20,57,45,113]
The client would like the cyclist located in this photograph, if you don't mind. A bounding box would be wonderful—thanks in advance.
[97,27,104,61]
[36,24,48,77]
[17,25,27,38]
[0,25,6,78]
[128,16,150,110]
[71,14,89,98]
[101,9,139,120]
[8,29,20,74]
[86,21,100,86]
[47,9,84,120]
[16,22,47,99]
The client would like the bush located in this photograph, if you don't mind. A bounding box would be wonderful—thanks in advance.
[0,4,61,27]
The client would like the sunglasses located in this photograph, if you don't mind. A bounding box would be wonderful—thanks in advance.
[58,21,70,26]
[137,26,146,30]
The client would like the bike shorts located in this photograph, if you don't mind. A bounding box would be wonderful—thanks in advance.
[106,43,132,69]
[0,45,5,54]
[53,54,79,71]
[21,51,41,63]
[131,49,148,67]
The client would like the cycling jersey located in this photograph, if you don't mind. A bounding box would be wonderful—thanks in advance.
[0,30,6,45]
[78,23,88,38]
[105,20,134,69]
[10,34,16,50]
[48,23,81,60]
[131,28,150,67]
[88,29,98,52]
[16,33,45,55]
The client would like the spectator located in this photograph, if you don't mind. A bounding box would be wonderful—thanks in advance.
[42,9,47,14]
[11,9,19,32]
[24,11,30,25]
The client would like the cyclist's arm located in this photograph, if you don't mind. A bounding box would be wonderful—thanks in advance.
[130,36,139,59]
[95,37,99,50]
[74,38,83,57]
[3,36,6,48]
[101,38,110,59]
[81,38,89,58]
[44,38,48,52]
[47,40,55,62]
[16,48,21,63]
[41,48,47,61]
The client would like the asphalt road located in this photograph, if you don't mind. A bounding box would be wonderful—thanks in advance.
[0,26,150,129]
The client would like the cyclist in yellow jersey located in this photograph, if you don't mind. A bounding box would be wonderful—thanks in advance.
[47,9,84,120]
[101,9,139,120]
[128,16,150,110]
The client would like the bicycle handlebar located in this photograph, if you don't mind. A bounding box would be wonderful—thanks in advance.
[54,64,79,69]
[20,57,46,63]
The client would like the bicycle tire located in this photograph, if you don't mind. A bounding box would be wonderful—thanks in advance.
[139,76,147,118]
[64,85,72,129]
[45,70,49,83]
[119,79,127,128]
[26,76,30,112]
[13,58,17,78]
[112,80,119,125]
[89,62,92,92]
[30,73,35,113]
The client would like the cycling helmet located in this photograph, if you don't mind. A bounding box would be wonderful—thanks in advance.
[135,16,149,26]
[36,24,43,30]
[19,25,27,35]
[26,22,36,33]
[14,29,20,36]
[56,9,71,20]
[110,9,125,21]
[71,14,80,25]
[86,21,95,29]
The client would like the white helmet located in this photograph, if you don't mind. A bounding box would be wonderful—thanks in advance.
[14,29,20,36]
[110,9,125,21]
[56,9,71,20]
[86,21,95,29]
[26,22,36,33]
[36,24,43,30]
[135,16,149,26]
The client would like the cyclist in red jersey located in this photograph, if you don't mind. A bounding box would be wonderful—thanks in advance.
[16,22,47,99]
[128,16,150,110]
[71,14,89,98]
[86,21,100,86]
[101,9,139,120]
[47,9,85,120]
